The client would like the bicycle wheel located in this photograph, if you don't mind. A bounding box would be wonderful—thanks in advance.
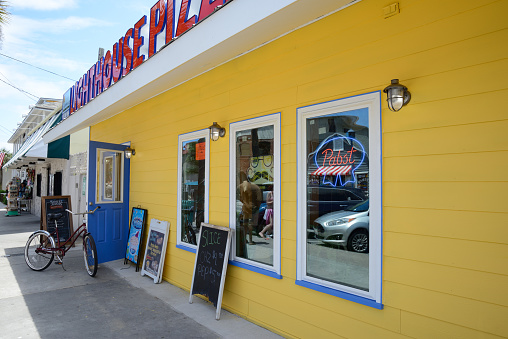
[83,233,98,277]
[25,231,55,271]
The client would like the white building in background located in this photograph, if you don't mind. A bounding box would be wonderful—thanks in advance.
[2,98,89,225]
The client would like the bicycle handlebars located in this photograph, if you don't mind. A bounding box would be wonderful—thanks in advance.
[65,206,101,216]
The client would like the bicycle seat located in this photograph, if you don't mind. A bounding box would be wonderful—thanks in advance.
[47,213,63,222]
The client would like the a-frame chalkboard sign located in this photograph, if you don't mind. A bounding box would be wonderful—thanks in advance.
[189,223,231,320]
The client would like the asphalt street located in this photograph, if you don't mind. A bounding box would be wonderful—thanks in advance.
[0,203,281,339]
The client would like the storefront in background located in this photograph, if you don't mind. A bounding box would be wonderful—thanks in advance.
[44,0,507,337]
[3,98,89,223]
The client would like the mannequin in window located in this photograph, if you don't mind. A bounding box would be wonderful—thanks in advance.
[238,172,261,245]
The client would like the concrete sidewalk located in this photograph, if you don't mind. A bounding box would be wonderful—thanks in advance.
[0,202,281,338]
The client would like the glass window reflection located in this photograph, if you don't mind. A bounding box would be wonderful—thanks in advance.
[235,126,275,266]
[305,109,370,291]
[180,138,207,245]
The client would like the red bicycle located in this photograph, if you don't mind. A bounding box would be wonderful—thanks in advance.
[24,206,100,277]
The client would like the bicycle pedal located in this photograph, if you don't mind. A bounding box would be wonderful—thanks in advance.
[54,261,63,265]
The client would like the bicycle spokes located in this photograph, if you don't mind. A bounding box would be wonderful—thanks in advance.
[25,231,55,271]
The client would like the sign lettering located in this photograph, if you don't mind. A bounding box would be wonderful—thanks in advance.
[313,136,366,187]
[67,0,231,116]
[321,148,356,167]
[201,229,221,247]
[41,196,73,244]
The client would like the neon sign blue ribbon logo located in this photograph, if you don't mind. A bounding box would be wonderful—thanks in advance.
[312,135,365,187]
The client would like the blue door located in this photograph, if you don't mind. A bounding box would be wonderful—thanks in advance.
[88,141,130,263]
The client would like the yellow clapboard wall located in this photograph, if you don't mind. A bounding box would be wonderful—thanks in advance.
[90,0,508,337]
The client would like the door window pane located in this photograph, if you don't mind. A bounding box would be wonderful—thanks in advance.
[97,150,123,203]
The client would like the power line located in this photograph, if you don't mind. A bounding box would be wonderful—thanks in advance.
[0,77,39,99]
[0,123,13,134]
[0,70,37,101]
[0,52,77,82]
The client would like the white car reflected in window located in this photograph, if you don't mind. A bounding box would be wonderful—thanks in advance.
[312,200,369,253]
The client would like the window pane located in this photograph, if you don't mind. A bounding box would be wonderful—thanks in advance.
[235,126,274,266]
[305,108,370,291]
[180,138,206,245]
[104,156,113,199]
[98,150,122,202]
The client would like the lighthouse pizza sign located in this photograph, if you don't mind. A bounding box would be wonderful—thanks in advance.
[65,0,232,117]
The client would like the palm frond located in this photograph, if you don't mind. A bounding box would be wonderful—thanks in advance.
[0,0,10,25]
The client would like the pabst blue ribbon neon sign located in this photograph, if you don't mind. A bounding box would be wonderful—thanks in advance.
[312,135,365,187]
[67,0,232,116]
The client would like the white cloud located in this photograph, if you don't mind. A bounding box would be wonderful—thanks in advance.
[3,15,111,40]
[9,0,78,11]
[0,14,111,75]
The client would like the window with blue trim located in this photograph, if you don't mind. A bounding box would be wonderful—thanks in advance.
[297,92,382,306]
[177,130,209,252]
[229,114,281,277]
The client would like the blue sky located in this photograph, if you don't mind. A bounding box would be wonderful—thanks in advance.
[0,0,158,151]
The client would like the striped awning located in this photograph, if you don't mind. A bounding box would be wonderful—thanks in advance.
[2,113,70,168]
[311,165,352,176]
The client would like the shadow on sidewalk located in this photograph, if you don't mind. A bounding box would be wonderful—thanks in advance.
[0,212,218,339]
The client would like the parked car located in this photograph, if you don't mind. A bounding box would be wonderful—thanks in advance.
[312,200,369,253]
[306,186,366,237]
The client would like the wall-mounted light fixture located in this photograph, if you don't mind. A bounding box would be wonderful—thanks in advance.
[209,122,226,141]
[125,147,136,159]
[383,79,411,112]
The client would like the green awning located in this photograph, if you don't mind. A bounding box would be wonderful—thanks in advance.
[47,135,70,159]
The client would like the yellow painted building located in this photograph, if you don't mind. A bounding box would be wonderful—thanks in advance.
[46,0,508,337]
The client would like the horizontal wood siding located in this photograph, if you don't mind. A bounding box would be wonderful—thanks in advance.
[91,0,507,337]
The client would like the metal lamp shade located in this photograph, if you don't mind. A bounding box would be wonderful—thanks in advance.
[383,79,411,112]
[209,122,226,141]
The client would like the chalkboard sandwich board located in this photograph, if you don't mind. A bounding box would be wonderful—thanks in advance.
[189,223,231,320]
[125,207,147,272]
[41,196,73,245]
[141,219,170,283]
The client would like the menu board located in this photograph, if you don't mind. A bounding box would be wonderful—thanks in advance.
[125,207,147,271]
[189,223,231,320]
[141,219,170,283]
[41,196,73,244]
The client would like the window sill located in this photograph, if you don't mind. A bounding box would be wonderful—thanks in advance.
[176,244,197,253]
[295,279,383,309]
[229,260,282,279]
